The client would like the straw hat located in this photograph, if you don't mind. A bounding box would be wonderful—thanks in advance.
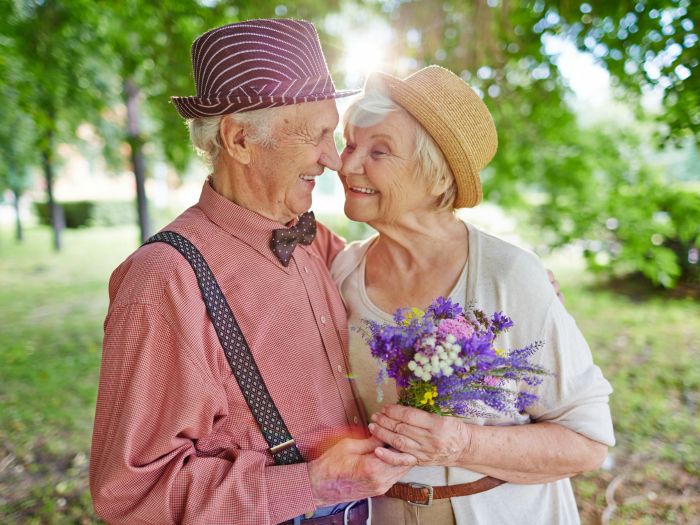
[365,66,497,208]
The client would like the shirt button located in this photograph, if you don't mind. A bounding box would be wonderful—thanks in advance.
[320,315,327,324]
[304,266,309,273]
[353,416,359,424]
[337,364,343,373]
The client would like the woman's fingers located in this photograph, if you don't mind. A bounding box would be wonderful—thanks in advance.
[368,421,422,453]
[380,404,440,430]
[370,412,430,443]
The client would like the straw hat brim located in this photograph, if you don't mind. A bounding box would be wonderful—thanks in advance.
[368,70,496,208]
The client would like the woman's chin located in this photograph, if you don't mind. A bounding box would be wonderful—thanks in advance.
[343,203,374,224]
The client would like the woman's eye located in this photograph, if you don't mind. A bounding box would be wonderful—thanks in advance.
[343,143,356,153]
[371,150,387,157]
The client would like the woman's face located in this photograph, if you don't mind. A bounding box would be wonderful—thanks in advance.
[339,110,436,225]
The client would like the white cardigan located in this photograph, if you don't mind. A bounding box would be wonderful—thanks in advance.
[331,221,615,525]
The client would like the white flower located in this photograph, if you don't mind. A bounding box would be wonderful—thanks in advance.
[454,357,464,367]
[424,337,436,347]
[408,360,417,371]
[446,334,457,344]
[443,367,454,377]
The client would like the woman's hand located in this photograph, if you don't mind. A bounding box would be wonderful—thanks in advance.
[368,404,472,467]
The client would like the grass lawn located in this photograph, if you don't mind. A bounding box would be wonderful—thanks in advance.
[1,225,698,524]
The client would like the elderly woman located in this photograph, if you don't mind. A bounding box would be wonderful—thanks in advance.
[330,66,615,524]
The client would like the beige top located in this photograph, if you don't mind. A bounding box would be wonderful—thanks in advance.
[331,221,615,525]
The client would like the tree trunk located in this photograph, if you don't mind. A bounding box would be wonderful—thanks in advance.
[125,78,151,243]
[12,188,23,243]
[41,144,63,252]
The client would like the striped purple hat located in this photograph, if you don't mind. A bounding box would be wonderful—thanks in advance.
[172,18,359,118]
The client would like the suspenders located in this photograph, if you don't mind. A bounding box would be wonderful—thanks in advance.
[145,231,304,465]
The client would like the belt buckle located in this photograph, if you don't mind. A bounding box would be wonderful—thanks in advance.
[407,483,434,507]
[343,498,371,525]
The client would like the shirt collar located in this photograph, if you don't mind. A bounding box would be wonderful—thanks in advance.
[196,178,304,271]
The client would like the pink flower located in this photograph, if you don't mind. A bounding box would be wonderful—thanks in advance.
[483,376,501,387]
[437,318,475,341]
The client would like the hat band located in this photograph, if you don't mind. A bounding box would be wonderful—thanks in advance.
[197,74,332,101]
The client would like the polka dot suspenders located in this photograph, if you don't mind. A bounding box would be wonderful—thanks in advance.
[145,231,304,465]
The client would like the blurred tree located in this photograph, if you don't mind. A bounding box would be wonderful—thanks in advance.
[372,0,698,287]
[3,0,109,251]
[548,0,699,145]
[95,0,341,242]
[0,37,36,243]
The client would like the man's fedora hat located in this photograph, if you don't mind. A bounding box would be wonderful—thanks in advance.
[172,18,359,119]
[365,66,498,209]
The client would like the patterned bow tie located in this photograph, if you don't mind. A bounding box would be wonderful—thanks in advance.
[270,211,317,267]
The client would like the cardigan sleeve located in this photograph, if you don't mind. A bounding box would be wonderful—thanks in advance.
[526,297,616,447]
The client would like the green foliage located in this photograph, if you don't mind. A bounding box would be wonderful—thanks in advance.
[33,200,139,229]
[534,122,699,288]
[582,184,699,287]
[34,201,93,229]
[0,226,138,524]
[549,0,700,144]
[372,0,699,288]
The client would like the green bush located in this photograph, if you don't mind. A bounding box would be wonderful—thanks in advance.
[34,201,94,229]
[540,181,699,289]
[34,200,137,229]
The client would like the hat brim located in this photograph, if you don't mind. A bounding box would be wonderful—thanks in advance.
[172,88,360,119]
[366,71,483,209]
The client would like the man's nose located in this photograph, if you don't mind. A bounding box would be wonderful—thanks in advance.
[319,136,342,172]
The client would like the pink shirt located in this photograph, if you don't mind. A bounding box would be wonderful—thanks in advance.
[90,181,365,525]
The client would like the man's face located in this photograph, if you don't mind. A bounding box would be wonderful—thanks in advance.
[251,99,341,223]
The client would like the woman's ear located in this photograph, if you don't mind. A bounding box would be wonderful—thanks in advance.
[220,116,252,165]
[431,175,452,197]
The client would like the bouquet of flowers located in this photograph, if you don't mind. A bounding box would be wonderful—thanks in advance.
[360,297,550,418]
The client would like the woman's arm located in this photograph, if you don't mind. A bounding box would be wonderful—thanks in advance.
[369,404,608,485]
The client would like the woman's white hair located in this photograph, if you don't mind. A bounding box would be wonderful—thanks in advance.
[188,107,279,166]
[344,90,457,211]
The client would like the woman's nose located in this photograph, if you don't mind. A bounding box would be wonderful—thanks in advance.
[340,150,364,176]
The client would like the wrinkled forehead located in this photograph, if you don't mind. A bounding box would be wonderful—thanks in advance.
[281,98,340,133]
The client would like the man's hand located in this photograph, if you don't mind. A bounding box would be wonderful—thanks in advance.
[307,437,417,507]
[546,269,565,304]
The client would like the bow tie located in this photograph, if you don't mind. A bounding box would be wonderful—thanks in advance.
[270,211,317,267]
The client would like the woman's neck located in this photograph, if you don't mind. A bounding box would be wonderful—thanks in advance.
[369,210,467,273]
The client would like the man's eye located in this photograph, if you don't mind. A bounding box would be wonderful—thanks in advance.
[371,150,387,157]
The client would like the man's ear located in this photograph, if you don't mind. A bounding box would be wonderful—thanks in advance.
[220,116,252,165]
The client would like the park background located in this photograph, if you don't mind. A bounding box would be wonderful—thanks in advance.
[0,0,698,523]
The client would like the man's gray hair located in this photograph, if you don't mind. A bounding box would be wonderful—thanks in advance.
[344,90,457,211]
[188,107,280,166]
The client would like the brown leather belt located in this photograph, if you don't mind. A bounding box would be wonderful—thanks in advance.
[385,476,505,507]
[279,499,369,525]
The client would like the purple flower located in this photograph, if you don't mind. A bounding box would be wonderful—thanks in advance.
[360,297,549,418]
[491,312,514,333]
[426,296,463,319]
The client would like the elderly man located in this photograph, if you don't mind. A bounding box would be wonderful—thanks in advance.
[90,19,416,525]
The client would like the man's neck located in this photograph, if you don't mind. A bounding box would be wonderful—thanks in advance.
[210,165,295,224]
